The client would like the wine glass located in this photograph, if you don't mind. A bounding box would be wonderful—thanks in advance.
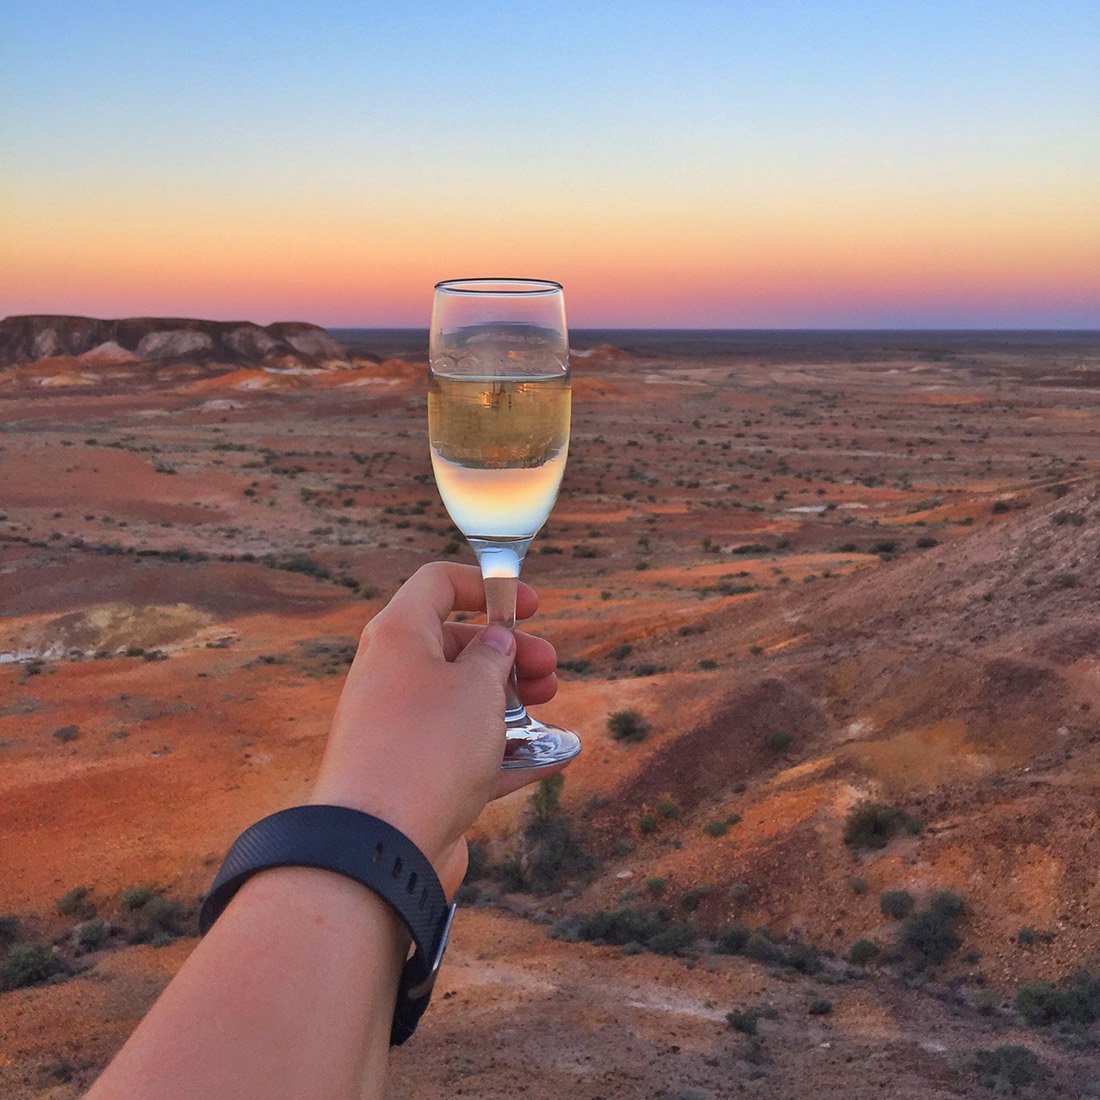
[428,278,581,769]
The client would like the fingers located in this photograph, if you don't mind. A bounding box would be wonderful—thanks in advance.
[442,622,557,678]
[382,562,538,634]
[517,673,558,707]
[489,760,570,803]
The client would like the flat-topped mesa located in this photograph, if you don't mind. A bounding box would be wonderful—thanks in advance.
[0,315,349,368]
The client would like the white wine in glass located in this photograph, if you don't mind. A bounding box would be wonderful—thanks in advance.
[428,279,581,769]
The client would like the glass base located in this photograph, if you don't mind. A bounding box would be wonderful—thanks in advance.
[502,716,581,770]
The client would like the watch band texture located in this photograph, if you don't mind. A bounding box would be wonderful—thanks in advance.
[198,804,453,1045]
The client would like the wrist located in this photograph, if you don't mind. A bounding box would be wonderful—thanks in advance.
[304,783,466,897]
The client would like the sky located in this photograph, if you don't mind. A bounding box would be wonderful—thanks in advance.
[2,1,1098,328]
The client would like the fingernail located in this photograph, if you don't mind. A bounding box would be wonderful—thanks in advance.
[481,625,515,656]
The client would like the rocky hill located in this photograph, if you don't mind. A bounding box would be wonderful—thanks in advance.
[0,315,348,368]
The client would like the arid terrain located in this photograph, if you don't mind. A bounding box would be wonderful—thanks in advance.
[2,320,1099,1098]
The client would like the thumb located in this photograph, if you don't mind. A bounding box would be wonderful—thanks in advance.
[455,624,516,682]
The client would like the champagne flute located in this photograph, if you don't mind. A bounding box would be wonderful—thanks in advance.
[428,278,581,769]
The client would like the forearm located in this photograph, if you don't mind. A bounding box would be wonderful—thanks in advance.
[87,867,406,1100]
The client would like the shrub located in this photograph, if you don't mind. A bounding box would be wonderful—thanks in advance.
[119,886,155,911]
[785,941,821,974]
[681,886,711,912]
[808,999,832,1015]
[900,896,964,967]
[880,889,916,920]
[847,939,879,965]
[703,819,729,837]
[145,896,182,932]
[56,886,90,916]
[655,799,679,819]
[532,774,563,818]
[277,554,331,580]
[576,907,662,946]
[608,709,650,744]
[698,659,718,670]
[638,815,658,835]
[0,914,19,946]
[75,918,110,951]
[0,943,60,991]
[915,536,939,548]
[971,1045,1042,1094]
[743,931,785,966]
[715,923,751,954]
[843,802,920,850]
[991,500,1012,514]
[1015,981,1067,1026]
[726,1008,759,1035]
[766,731,792,752]
[647,921,696,956]
[929,889,965,919]
[464,840,488,883]
[610,644,633,660]
[522,814,596,895]
[1054,571,1078,589]
[847,876,868,895]
[645,877,667,898]
[53,725,80,743]
[1015,972,1100,1026]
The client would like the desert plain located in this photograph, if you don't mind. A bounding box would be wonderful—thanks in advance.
[1,322,1099,1098]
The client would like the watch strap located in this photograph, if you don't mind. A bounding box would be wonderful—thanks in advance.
[198,805,454,1045]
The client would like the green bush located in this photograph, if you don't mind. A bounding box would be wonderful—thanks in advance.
[766,731,792,752]
[879,889,915,919]
[843,802,921,850]
[576,908,663,946]
[715,923,751,955]
[681,886,711,913]
[0,943,60,991]
[1015,982,1067,1026]
[119,886,155,911]
[743,931,785,966]
[532,774,563,818]
[638,815,658,834]
[1015,972,1100,1027]
[145,896,181,932]
[56,886,90,916]
[53,725,80,743]
[971,1045,1042,1094]
[645,877,667,898]
[784,941,821,974]
[726,1008,759,1035]
[703,819,729,837]
[900,894,965,967]
[607,709,650,744]
[647,921,696,956]
[276,553,331,580]
[75,918,110,951]
[808,999,832,1015]
[0,914,19,946]
[847,938,879,965]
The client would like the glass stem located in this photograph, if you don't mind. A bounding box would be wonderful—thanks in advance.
[470,538,531,726]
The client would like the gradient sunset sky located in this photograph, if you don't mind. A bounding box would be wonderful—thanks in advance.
[2,1,1098,328]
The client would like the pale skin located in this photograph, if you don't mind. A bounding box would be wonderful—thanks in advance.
[87,562,570,1100]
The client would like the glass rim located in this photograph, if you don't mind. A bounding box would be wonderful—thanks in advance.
[434,277,563,296]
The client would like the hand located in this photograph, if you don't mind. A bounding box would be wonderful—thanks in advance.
[308,562,570,896]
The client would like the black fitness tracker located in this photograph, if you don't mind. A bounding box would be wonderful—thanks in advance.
[198,805,456,1046]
